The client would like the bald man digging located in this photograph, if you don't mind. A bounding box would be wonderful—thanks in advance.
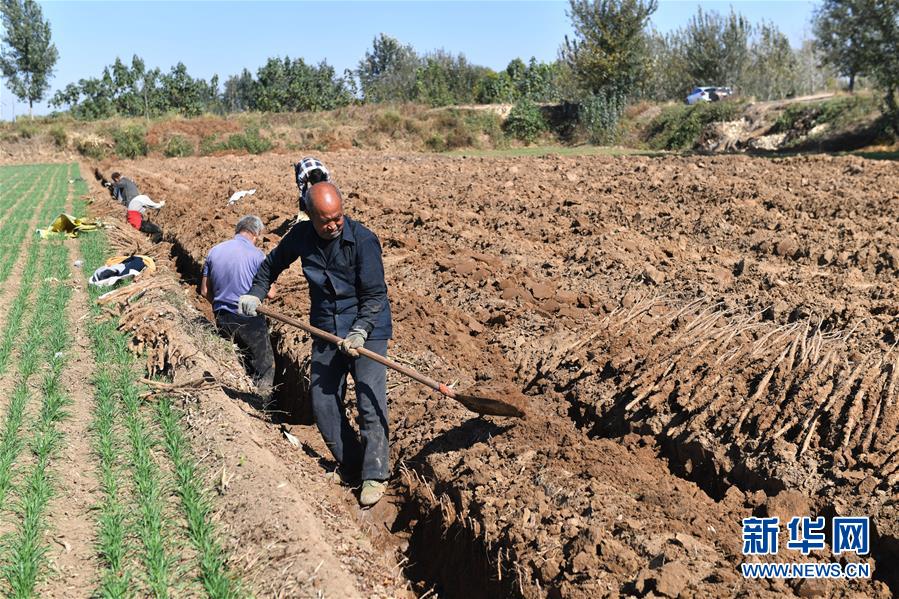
[239,182,392,507]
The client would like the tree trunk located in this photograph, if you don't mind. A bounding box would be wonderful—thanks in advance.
[848,72,856,93]
[28,100,33,119]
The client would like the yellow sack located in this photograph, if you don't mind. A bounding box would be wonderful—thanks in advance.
[36,213,101,239]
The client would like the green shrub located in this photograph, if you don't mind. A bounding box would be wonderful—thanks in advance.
[163,135,194,158]
[645,101,745,150]
[49,126,67,148]
[504,98,547,144]
[425,134,446,152]
[403,117,424,135]
[223,127,273,154]
[771,95,878,134]
[579,92,626,144]
[445,128,477,150]
[464,110,504,145]
[75,136,107,160]
[373,110,403,135]
[199,134,219,156]
[16,122,38,139]
[111,125,148,158]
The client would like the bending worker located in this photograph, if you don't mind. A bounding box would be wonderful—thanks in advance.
[201,215,276,401]
[108,172,164,238]
[238,182,392,507]
[294,156,331,221]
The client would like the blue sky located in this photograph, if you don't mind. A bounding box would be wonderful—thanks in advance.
[1,1,818,119]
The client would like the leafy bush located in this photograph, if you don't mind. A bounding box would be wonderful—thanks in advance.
[771,95,878,134]
[49,126,68,148]
[111,125,148,158]
[199,135,219,156]
[504,98,547,144]
[16,122,38,139]
[75,134,107,160]
[223,127,273,154]
[422,109,504,150]
[163,135,194,157]
[464,110,504,145]
[198,129,273,155]
[425,134,446,151]
[372,110,403,135]
[579,92,626,144]
[645,101,745,150]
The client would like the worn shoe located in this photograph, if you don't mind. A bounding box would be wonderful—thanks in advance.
[359,480,387,506]
[325,468,360,487]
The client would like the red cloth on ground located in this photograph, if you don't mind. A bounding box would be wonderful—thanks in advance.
[126,210,142,229]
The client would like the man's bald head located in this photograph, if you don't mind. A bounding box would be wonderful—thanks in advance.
[307,182,342,215]
[306,182,345,240]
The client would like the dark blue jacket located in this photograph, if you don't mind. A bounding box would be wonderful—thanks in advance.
[249,217,392,339]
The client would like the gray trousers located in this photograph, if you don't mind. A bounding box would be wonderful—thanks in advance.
[310,338,389,481]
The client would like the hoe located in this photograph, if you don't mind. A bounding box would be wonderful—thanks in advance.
[258,306,527,419]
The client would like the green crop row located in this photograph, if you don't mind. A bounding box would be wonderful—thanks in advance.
[0,165,69,285]
[1,240,74,597]
[0,164,76,596]
[74,172,242,598]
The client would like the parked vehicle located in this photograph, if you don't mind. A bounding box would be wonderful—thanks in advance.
[686,86,733,104]
[710,86,733,101]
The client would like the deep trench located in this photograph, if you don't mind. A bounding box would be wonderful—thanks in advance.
[163,231,518,599]
[555,373,898,595]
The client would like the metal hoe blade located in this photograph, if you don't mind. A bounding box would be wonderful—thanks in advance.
[452,387,528,419]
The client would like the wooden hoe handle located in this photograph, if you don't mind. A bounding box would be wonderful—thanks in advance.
[256,305,457,399]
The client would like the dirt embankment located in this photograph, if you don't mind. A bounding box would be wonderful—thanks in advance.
[89,151,898,597]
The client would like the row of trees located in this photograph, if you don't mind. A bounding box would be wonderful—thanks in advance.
[354,34,563,105]
[644,10,833,102]
[3,0,897,137]
[49,57,219,120]
[49,55,354,120]
[559,0,898,136]
[48,39,567,119]
[48,3,835,122]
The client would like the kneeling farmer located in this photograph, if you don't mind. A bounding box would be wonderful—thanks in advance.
[201,215,276,399]
[239,182,392,507]
[109,172,164,238]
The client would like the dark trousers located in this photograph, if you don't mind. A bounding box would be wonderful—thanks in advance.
[310,339,389,481]
[140,219,162,242]
[215,310,275,395]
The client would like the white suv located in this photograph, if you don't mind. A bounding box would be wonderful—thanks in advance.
[686,86,733,104]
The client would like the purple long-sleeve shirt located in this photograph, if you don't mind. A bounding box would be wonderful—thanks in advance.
[202,235,265,314]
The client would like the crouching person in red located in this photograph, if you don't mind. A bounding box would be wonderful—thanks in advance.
[109,172,165,241]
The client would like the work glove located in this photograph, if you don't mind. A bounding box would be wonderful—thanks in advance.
[238,294,261,317]
[156,200,165,208]
[338,328,368,357]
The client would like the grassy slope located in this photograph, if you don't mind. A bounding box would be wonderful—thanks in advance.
[0,94,893,160]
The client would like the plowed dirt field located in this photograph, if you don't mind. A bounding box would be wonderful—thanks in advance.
[89,151,899,598]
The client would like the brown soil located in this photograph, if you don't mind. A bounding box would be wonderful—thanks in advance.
[85,151,899,597]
